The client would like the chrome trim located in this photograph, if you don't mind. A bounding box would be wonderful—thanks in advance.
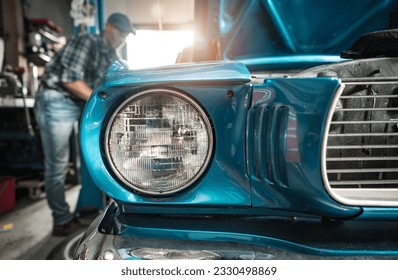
[329,180,398,185]
[327,168,398,174]
[329,133,398,137]
[104,88,214,196]
[327,156,398,161]
[332,120,398,124]
[63,231,85,260]
[321,84,348,205]
[335,107,398,111]
[75,227,299,260]
[341,78,398,84]
[327,144,398,149]
[332,189,398,206]
[339,95,398,99]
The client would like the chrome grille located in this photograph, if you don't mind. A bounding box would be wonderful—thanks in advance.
[323,80,398,206]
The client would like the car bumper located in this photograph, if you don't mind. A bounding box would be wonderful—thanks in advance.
[75,203,398,260]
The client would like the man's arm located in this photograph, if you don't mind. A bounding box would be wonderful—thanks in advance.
[63,80,93,101]
[59,35,96,101]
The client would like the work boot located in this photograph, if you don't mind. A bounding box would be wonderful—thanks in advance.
[52,218,86,237]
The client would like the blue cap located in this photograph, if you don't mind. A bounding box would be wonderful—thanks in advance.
[107,13,135,36]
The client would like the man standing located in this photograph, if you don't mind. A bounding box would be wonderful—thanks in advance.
[34,13,133,236]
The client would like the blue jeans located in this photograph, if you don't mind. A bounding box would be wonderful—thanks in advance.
[34,88,85,225]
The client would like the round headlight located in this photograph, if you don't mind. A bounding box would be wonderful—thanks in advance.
[105,89,213,195]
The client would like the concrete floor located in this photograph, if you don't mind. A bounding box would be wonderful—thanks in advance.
[0,185,82,260]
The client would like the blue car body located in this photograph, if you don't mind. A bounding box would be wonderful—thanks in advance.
[75,0,398,259]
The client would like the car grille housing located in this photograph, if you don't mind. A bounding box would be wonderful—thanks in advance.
[323,79,398,206]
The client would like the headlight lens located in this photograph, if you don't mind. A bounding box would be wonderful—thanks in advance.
[105,89,213,195]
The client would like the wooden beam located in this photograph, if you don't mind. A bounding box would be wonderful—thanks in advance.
[1,0,27,69]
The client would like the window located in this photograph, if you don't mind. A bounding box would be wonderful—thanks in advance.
[126,30,193,69]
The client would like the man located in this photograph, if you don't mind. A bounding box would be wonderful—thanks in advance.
[34,13,133,236]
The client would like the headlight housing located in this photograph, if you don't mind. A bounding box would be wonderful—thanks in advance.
[105,89,213,195]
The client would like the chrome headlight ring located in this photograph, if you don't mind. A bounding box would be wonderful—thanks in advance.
[105,88,214,196]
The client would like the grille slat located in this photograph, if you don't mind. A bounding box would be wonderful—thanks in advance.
[328,168,398,173]
[329,180,398,186]
[331,120,398,124]
[327,144,398,149]
[339,95,398,99]
[329,132,398,137]
[327,156,398,161]
[335,108,398,111]
[323,80,398,206]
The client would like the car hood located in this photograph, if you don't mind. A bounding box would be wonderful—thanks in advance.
[212,0,398,68]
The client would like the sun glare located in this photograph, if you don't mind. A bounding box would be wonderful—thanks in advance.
[126,30,194,69]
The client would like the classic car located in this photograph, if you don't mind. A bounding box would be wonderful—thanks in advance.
[75,0,398,259]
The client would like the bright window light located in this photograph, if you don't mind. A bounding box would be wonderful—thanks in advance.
[126,30,194,69]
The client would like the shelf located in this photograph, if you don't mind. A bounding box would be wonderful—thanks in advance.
[0,97,35,108]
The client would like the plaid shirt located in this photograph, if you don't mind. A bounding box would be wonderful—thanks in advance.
[41,34,118,94]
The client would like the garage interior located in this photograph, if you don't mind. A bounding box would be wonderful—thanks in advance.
[0,0,198,260]
[2,0,398,262]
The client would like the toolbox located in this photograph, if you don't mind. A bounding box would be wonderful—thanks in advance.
[0,176,16,214]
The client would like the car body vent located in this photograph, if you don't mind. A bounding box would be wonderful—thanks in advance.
[252,105,289,186]
[322,79,398,206]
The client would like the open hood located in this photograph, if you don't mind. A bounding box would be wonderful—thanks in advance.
[194,0,398,69]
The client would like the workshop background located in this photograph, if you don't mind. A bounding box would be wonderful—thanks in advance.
[4,0,398,261]
[0,0,197,260]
